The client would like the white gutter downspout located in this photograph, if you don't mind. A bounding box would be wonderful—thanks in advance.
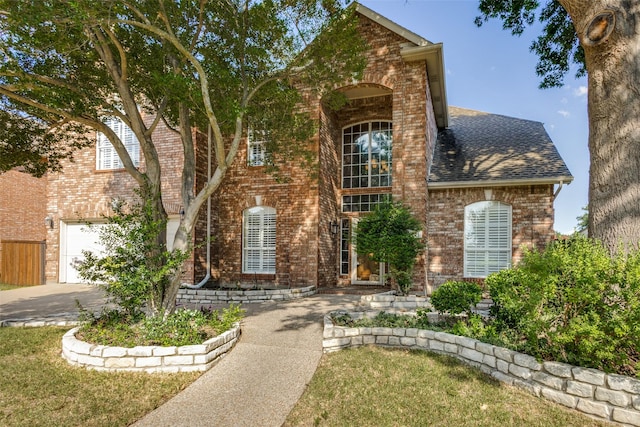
[184,125,212,289]
[554,180,564,199]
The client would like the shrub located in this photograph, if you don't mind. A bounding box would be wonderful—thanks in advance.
[487,236,640,377]
[76,194,189,317]
[431,281,482,316]
[354,201,424,295]
[78,304,245,347]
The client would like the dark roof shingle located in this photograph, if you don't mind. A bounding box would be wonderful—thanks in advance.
[429,106,573,186]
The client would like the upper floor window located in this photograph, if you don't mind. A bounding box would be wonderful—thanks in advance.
[97,117,140,170]
[242,206,276,274]
[342,121,392,189]
[464,201,512,278]
[247,128,267,167]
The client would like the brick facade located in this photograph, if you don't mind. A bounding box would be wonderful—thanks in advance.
[0,170,47,281]
[427,185,556,292]
[45,119,189,283]
[41,7,564,295]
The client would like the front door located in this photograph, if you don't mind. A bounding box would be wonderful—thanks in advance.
[350,218,384,285]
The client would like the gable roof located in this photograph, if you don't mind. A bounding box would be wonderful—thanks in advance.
[354,3,448,128]
[428,107,573,188]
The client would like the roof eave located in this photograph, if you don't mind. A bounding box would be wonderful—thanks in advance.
[400,44,449,128]
[428,176,574,189]
[354,3,431,46]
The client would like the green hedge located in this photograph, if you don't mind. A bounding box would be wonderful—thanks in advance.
[486,236,640,377]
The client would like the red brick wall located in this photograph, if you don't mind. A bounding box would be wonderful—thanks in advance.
[203,12,439,290]
[426,185,556,292]
[45,118,187,282]
[316,13,436,290]
[0,170,47,281]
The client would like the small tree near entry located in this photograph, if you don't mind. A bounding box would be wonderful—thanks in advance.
[75,193,189,319]
[354,201,424,295]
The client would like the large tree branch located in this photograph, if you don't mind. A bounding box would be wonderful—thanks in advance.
[85,23,163,188]
[102,25,128,82]
[0,71,87,96]
[0,86,146,184]
[115,16,227,168]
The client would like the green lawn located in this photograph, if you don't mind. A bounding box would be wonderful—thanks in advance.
[0,283,27,291]
[285,346,611,427]
[0,327,200,427]
[0,328,613,427]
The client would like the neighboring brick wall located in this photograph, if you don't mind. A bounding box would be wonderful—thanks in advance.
[45,118,187,283]
[426,185,556,291]
[0,170,47,281]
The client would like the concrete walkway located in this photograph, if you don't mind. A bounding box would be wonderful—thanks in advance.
[0,283,107,323]
[133,295,359,427]
[0,284,360,426]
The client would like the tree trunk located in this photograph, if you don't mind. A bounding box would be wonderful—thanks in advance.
[561,1,640,252]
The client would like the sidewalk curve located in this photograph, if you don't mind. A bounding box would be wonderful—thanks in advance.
[132,295,359,427]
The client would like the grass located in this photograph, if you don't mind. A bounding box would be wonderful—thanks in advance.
[0,283,28,291]
[0,327,201,427]
[284,346,611,427]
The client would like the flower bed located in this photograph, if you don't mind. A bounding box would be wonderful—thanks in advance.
[62,322,240,373]
[323,310,640,426]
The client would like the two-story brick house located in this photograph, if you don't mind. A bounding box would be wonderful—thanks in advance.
[44,3,572,294]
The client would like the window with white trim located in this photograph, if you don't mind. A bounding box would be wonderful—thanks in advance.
[242,206,276,274]
[342,121,392,189]
[247,128,266,166]
[464,201,512,278]
[97,117,140,170]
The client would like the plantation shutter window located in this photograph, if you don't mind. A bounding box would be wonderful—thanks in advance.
[464,201,512,277]
[242,206,276,274]
[97,117,140,170]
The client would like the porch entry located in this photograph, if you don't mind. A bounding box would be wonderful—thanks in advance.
[341,218,385,285]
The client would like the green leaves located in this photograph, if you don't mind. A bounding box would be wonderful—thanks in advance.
[475,1,585,88]
[486,236,640,376]
[431,281,482,316]
[354,201,424,294]
[76,193,190,317]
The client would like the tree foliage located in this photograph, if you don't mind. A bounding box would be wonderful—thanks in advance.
[0,0,366,313]
[475,0,585,88]
[354,201,424,295]
[76,194,190,317]
[486,236,640,376]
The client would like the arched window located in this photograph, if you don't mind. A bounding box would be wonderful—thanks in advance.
[342,121,392,189]
[96,117,140,170]
[242,206,276,274]
[464,201,512,278]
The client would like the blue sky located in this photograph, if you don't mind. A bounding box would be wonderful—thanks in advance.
[359,0,589,234]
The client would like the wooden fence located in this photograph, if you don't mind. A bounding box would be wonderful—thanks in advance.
[0,240,45,286]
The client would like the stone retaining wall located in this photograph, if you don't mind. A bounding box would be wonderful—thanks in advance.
[62,322,240,373]
[359,293,493,315]
[323,311,640,426]
[177,285,316,305]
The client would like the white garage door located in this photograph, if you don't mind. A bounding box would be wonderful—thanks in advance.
[61,219,181,283]
[61,223,106,283]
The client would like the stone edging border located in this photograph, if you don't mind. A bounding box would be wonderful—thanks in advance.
[61,322,241,373]
[177,285,316,305]
[323,311,640,427]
